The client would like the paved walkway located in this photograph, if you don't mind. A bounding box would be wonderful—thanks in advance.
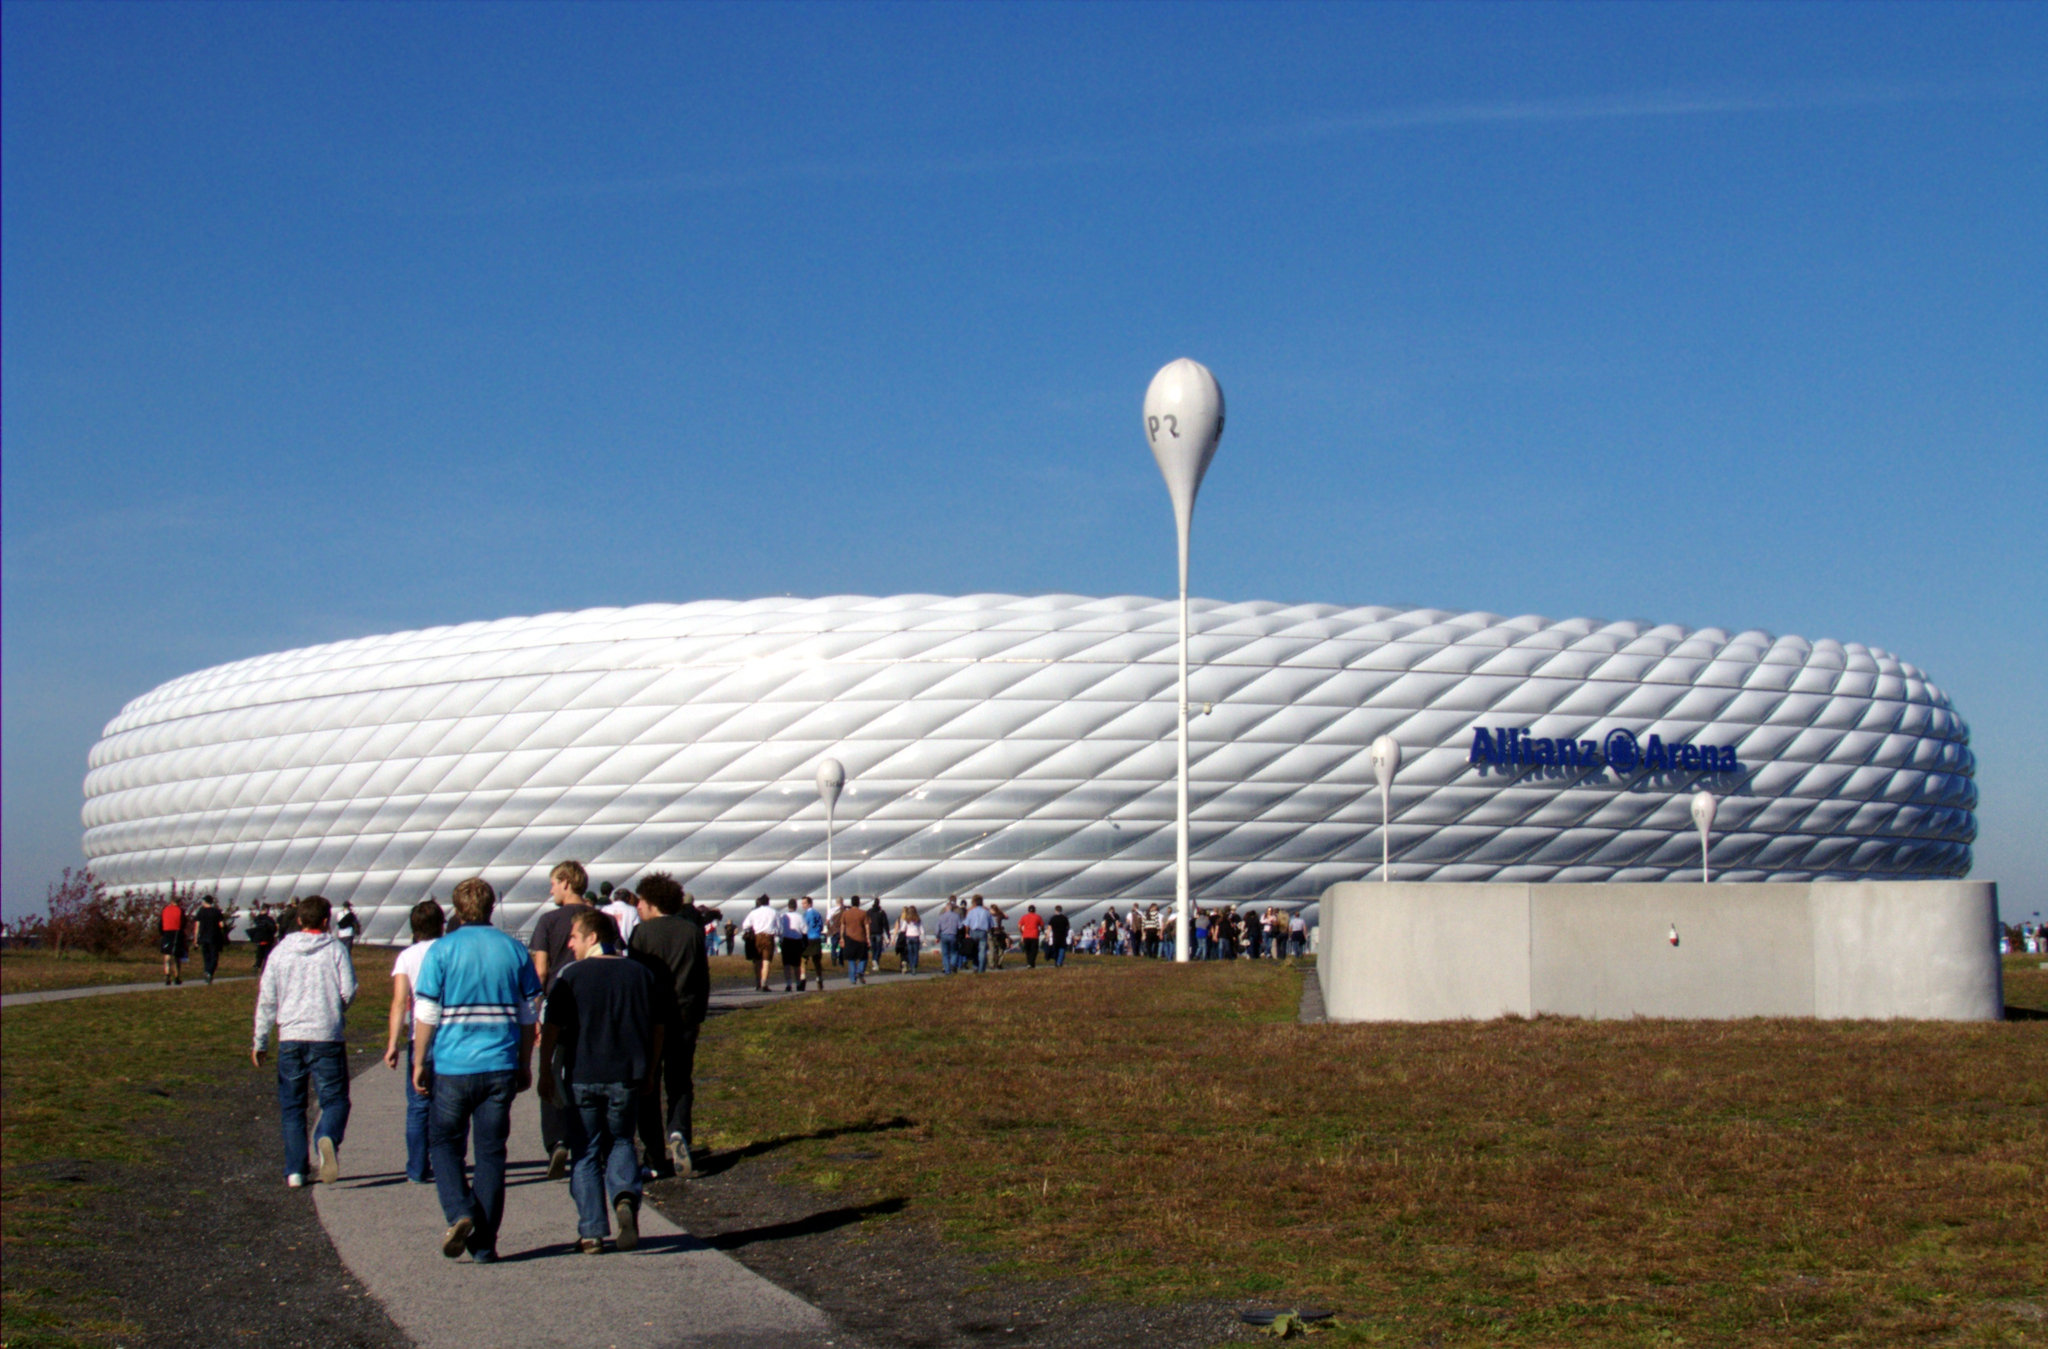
[309,970,957,1349]
[1,975,252,1008]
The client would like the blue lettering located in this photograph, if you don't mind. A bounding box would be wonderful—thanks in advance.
[1645,735,1669,772]
[1535,737,1558,765]
[1470,728,1497,765]
[1680,743,1701,770]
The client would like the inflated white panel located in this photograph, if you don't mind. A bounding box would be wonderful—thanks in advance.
[82,594,1976,942]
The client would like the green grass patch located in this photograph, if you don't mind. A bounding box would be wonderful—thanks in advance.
[696,960,2048,1346]
[2,955,395,1347]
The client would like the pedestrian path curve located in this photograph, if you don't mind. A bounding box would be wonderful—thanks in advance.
[313,1038,844,1349]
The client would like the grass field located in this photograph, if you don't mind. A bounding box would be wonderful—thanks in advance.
[0,946,212,995]
[695,954,2048,1346]
[0,956,397,1348]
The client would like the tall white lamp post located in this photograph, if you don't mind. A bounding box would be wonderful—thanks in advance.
[1690,789,1717,884]
[817,758,846,909]
[1371,735,1401,881]
[1144,359,1225,963]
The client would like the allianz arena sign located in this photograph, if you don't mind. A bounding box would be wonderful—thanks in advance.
[1468,726,1742,777]
[82,593,1976,943]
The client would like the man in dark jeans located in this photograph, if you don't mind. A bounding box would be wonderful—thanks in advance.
[1047,905,1070,968]
[195,894,231,984]
[412,878,543,1263]
[628,873,709,1178]
[247,904,278,971]
[529,860,593,1181]
[252,894,357,1187]
[539,909,667,1253]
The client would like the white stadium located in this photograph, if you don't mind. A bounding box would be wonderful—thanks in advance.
[81,593,1977,944]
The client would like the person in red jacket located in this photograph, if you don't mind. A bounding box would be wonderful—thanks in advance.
[1017,905,1045,969]
[159,895,189,985]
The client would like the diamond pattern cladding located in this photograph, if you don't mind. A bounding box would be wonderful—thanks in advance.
[81,594,1976,942]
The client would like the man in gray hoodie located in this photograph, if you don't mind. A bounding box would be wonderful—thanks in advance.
[253,894,358,1187]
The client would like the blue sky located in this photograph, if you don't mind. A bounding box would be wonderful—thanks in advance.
[4,1,2043,921]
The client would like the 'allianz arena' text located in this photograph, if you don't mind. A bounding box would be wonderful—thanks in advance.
[82,595,1976,942]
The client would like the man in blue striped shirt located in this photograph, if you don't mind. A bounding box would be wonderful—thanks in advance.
[412,877,543,1263]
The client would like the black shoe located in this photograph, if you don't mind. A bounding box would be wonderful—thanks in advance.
[614,1195,639,1251]
[547,1145,571,1181]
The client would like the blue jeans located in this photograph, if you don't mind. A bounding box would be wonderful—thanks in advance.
[564,1081,641,1239]
[940,936,959,974]
[903,937,921,972]
[403,1045,433,1183]
[1052,943,1067,967]
[429,1070,517,1257]
[277,1040,350,1179]
[964,933,987,972]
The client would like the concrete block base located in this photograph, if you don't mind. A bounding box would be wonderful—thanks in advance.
[1319,881,2002,1022]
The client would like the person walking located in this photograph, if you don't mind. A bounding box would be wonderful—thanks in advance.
[335,901,362,948]
[778,899,807,992]
[963,895,995,974]
[1018,905,1044,969]
[866,898,890,972]
[935,897,964,975]
[540,909,665,1254]
[248,903,278,972]
[412,878,542,1264]
[381,899,446,1186]
[194,894,231,984]
[898,906,922,973]
[252,894,357,1188]
[601,886,640,947]
[628,873,710,1179]
[159,892,188,985]
[801,896,828,990]
[1047,905,1070,968]
[740,895,778,992]
[529,860,594,1181]
[833,897,872,984]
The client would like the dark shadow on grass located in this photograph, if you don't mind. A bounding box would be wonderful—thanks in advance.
[2003,1004,2048,1021]
[703,1196,908,1251]
[688,1116,915,1178]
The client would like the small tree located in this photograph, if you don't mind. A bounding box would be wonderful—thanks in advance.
[44,867,106,958]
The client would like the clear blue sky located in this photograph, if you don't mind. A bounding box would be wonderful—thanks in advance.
[5,2,2043,922]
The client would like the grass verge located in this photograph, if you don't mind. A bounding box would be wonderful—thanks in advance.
[696,958,2048,1347]
[2,954,395,1347]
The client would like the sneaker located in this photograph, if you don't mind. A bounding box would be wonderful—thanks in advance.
[469,1248,498,1264]
[315,1136,340,1185]
[578,1237,605,1255]
[613,1195,639,1251]
[668,1132,694,1178]
[547,1145,571,1181]
[286,1173,305,1188]
[441,1215,474,1258]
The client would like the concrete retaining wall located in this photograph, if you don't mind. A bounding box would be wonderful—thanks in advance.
[1319,881,2002,1022]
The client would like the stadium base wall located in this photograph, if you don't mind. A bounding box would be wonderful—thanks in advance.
[1319,881,2002,1022]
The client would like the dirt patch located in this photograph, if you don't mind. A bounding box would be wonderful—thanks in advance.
[5,1034,408,1349]
[644,1147,1259,1349]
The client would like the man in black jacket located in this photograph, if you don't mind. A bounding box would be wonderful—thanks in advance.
[628,873,709,1178]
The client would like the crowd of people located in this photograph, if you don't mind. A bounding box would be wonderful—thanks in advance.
[243,872,1315,1261]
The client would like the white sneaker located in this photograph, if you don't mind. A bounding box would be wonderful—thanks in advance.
[316,1136,341,1185]
[287,1173,305,1188]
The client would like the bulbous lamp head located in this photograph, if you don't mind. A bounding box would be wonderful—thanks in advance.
[1690,790,1717,835]
[816,758,845,811]
[1371,735,1402,794]
[1143,359,1225,535]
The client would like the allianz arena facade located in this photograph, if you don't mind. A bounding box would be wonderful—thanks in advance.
[82,594,1976,943]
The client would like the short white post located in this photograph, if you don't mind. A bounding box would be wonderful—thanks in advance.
[817,758,846,909]
[1690,789,1717,884]
[1371,735,1401,881]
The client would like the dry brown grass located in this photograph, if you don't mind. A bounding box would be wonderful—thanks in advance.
[696,958,2048,1346]
[0,946,197,995]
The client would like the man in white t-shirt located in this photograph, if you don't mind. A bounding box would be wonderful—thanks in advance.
[601,887,640,947]
[382,898,446,1185]
[741,895,779,993]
